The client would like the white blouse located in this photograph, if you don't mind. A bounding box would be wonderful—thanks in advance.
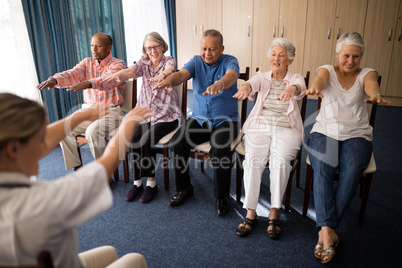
[0,161,112,267]
[311,65,376,141]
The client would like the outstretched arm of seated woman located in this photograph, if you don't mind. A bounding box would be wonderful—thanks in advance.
[149,65,175,82]
[44,104,109,156]
[301,68,330,98]
[233,82,254,101]
[104,67,136,82]
[96,107,151,178]
[153,69,191,91]
[364,71,391,105]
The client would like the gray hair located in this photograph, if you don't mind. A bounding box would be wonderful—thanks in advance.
[267,38,296,60]
[202,29,223,46]
[336,32,365,56]
[142,32,169,58]
[0,93,45,150]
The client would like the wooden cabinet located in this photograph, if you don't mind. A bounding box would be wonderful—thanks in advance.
[222,0,253,73]
[252,0,307,76]
[386,2,402,97]
[361,0,400,95]
[176,0,222,69]
[175,0,401,97]
[303,0,367,83]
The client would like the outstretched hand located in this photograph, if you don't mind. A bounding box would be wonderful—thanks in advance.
[67,81,91,92]
[202,82,223,96]
[365,95,391,105]
[277,85,298,102]
[153,80,174,91]
[233,87,254,101]
[148,73,166,83]
[301,86,324,98]
[37,77,57,90]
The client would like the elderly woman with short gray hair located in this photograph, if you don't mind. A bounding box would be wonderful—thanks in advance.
[233,38,306,239]
[302,32,390,264]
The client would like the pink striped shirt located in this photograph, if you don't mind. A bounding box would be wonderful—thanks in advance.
[53,53,126,106]
[132,55,180,124]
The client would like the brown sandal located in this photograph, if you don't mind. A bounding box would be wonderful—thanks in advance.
[314,241,323,259]
[321,239,340,264]
[267,219,281,240]
[236,216,258,237]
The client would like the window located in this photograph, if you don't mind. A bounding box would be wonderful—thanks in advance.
[0,0,40,102]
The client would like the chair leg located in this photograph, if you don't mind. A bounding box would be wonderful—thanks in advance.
[200,159,204,172]
[296,151,302,188]
[358,173,373,226]
[123,153,129,183]
[227,167,232,196]
[284,160,298,212]
[236,154,244,203]
[163,146,169,190]
[113,167,119,181]
[303,164,313,217]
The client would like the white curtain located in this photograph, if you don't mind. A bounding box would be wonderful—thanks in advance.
[122,0,170,66]
[0,0,40,102]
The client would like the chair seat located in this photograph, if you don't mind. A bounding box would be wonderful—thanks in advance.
[306,153,376,174]
[193,141,211,152]
[157,125,182,145]
[234,140,245,155]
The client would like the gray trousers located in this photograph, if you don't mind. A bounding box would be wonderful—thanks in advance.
[60,105,124,170]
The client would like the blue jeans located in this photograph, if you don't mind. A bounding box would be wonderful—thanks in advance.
[307,132,372,228]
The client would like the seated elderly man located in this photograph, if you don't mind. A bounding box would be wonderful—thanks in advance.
[37,32,126,171]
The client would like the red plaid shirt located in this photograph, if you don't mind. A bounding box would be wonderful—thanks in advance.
[53,53,126,106]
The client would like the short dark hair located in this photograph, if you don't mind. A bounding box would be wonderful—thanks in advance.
[202,29,223,46]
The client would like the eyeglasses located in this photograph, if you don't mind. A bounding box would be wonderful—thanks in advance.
[145,44,162,52]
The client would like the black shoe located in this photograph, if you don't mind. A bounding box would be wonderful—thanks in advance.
[73,165,82,171]
[168,184,194,207]
[215,197,229,216]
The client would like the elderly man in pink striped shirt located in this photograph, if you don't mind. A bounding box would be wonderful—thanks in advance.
[37,33,126,171]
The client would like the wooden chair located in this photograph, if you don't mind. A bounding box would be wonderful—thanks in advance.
[233,70,310,212]
[76,80,137,183]
[302,76,381,226]
[0,250,54,268]
[183,67,251,195]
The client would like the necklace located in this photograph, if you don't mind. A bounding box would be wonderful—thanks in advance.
[272,79,284,87]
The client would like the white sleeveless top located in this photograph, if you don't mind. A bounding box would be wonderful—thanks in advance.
[310,65,377,141]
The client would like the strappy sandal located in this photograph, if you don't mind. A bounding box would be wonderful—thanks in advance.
[321,239,340,264]
[236,216,258,237]
[267,219,281,240]
[314,241,323,259]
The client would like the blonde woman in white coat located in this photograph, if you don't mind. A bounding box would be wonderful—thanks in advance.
[233,38,306,239]
[0,93,150,267]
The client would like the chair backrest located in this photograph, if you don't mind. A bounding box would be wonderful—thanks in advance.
[175,81,188,123]
[238,67,251,127]
[121,79,137,112]
[316,75,381,128]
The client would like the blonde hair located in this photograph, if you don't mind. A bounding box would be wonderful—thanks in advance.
[142,32,169,58]
[0,93,45,150]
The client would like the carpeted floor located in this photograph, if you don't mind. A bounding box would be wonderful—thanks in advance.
[38,98,402,267]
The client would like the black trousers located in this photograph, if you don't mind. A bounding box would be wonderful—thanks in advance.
[169,118,239,198]
[130,120,178,180]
